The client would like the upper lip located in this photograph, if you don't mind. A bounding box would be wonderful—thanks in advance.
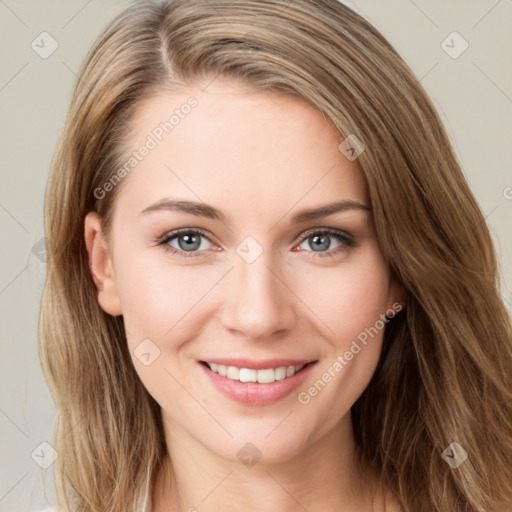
[200,358,318,370]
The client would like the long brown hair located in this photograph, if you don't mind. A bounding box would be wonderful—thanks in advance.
[38,1,512,510]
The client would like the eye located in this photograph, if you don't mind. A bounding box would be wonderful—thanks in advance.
[157,227,355,259]
[295,228,354,258]
[158,228,214,258]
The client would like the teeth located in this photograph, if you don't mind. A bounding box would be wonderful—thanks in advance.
[206,363,306,383]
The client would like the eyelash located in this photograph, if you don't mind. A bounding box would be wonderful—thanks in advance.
[156,227,355,259]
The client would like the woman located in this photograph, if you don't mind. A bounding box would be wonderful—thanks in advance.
[38,0,512,511]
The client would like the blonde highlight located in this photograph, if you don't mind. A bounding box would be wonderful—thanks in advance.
[39,1,512,511]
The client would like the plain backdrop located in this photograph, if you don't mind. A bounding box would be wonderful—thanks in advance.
[0,1,511,510]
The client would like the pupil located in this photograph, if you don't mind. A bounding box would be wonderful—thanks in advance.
[311,234,330,251]
[179,234,200,251]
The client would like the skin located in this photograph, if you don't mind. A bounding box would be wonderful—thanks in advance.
[85,79,405,512]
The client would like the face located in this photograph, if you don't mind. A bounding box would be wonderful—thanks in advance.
[85,79,404,464]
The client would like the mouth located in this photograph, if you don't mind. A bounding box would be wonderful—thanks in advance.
[199,360,317,384]
[198,358,318,406]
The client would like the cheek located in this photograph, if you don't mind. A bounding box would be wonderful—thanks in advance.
[117,241,391,356]
[294,247,391,349]
[291,249,391,422]
[113,239,391,454]
[115,251,216,404]
[115,249,217,344]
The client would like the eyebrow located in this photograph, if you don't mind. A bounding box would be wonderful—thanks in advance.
[290,199,371,223]
[140,198,371,223]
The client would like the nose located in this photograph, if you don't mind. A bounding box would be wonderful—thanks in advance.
[220,250,296,341]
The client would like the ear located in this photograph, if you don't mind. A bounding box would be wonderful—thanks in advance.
[84,212,122,316]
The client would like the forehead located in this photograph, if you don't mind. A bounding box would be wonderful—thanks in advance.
[113,81,368,220]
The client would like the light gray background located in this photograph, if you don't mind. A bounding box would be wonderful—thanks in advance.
[0,1,511,510]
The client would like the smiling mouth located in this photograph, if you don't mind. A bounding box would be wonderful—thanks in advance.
[199,360,317,384]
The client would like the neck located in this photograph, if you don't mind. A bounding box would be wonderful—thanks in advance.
[150,410,387,512]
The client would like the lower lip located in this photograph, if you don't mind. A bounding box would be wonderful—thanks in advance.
[199,361,317,406]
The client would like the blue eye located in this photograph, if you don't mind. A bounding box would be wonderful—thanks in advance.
[295,228,354,258]
[158,228,213,258]
[157,227,354,259]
